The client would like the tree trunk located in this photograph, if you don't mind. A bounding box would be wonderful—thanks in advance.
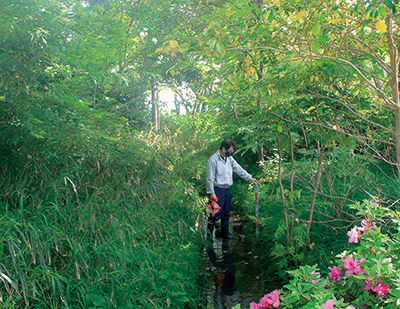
[289,130,295,239]
[151,81,160,131]
[156,90,160,131]
[174,92,180,115]
[93,79,98,109]
[387,12,400,171]
[256,145,264,162]
[304,143,325,253]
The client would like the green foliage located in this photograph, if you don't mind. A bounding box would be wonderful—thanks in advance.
[162,111,223,193]
[239,145,398,288]
[0,131,204,308]
[3,0,400,307]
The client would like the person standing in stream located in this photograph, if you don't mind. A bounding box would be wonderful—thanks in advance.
[206,139,257,239]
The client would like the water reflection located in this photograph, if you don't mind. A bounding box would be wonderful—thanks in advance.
[203,224,263,309]
[207,239,236,308]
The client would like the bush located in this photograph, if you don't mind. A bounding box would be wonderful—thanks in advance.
[237,200,400,309]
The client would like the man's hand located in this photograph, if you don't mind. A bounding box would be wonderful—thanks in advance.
[210,193,217,201]
[250,178,257,185]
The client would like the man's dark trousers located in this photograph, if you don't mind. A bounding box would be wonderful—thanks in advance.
[208,187,232,239]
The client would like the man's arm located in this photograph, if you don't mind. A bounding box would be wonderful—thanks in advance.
[231,158,257,185]
[206,159,216,196]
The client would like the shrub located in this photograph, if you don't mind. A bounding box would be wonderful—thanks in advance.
[236,200,400,309]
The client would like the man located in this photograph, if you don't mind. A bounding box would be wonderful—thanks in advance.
[206,139,257,239]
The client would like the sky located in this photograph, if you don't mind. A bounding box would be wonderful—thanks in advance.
[158,86,194,114]
[158,88,177,113]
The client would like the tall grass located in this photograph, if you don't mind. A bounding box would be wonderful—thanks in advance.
[0,131,204,308]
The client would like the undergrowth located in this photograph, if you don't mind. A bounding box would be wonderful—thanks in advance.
[0,131,204,308]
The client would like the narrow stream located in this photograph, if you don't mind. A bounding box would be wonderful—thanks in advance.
[200,218,265,309]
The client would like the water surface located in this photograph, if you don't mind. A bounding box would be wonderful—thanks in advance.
[201,220,264,309]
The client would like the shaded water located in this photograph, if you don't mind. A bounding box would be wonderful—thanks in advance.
[201,219,265,309]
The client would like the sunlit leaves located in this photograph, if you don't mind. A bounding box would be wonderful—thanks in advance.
[169,40,179,48]
[216,42,226,57]
[158,40,184,58]
[307,106,316,112]
[295,10,303,21]
[265,10,272,22]
[376,20,386,33]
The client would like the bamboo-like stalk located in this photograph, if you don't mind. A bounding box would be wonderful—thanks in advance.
[276,135,290,246]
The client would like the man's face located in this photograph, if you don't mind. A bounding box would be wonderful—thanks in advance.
[222,146,234,156]
[226,146,234,153]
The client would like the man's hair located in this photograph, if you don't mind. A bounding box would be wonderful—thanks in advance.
[220,139,236,151]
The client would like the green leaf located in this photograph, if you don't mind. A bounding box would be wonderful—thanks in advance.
[277,125,283,133]
[319,13,328,22]
[268,11,275,22]
[311,40,321,53]
[90,294,105,306]
[180,296,190,302]
[378,5,388,17]
[318,35,329,42]
[216,42,226,57]
[111,217,119,226]
[312,23,321,36]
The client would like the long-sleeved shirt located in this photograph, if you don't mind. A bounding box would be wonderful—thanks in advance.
[206,150,252,194]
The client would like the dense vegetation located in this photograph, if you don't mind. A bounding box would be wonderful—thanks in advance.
[2,0,400,308]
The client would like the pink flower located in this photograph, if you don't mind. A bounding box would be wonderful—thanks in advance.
[360,220,369,231]
[360,219,377,231]
[256,290,281,309]
[260,289,280,308]
[250,302,262,309]
[363,277,375,291]
[328,266,342,283]
[347,306,356,309]
[259,295,270,308]
[362,275,388,296]
[342,256,362,275]
[321,299,335,309]
[347,226,361,243]
[310,271,322,283]
[373,283,389,297]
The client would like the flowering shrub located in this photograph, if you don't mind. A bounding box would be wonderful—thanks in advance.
[249,289,281,308]
[234,200,400,308]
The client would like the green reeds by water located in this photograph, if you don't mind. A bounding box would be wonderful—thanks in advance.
[0,134,205,308]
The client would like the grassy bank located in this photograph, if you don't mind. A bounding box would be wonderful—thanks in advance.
[0,131,204,308]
